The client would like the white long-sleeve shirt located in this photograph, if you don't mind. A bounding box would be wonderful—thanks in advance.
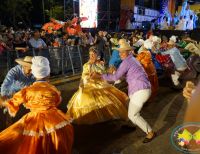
[187,19,194,30]
[176,19,186,30]
[161,21,168,30]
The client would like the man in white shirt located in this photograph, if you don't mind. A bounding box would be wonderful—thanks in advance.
[161,16,168,30]
[29,30,47,50]
[187,15,194,30]
[29,30,48,58]
[182,16,187,30]
[176,16,186,30]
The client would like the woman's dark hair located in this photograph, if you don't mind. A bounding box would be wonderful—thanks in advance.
[89,46,98,54]
[31,29,40,37]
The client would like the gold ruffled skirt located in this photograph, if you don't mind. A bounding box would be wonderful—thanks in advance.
[67,80,129,124]
[0,108,74,154]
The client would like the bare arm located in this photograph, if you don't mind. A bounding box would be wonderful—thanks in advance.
[184,82,200,122]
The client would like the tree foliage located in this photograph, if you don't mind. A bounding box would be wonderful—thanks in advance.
[0,0,73,26]
[45,0,73,21]
[0,0,33,26]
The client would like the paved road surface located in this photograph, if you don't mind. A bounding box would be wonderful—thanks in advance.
[57,77,186,154]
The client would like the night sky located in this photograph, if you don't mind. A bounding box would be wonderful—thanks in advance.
[31,0,43,24]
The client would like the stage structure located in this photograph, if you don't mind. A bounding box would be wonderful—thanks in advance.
[98,0,120,30]
[119,0,159,30]
[134,6,159,29]
[121,0,135,10]
[75,0,120,30]
[159,0,198,29]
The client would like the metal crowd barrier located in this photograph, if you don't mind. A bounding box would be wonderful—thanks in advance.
[15,46,83,76]
[0,46,111,83]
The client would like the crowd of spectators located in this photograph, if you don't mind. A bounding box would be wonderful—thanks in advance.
[1,26,200,88]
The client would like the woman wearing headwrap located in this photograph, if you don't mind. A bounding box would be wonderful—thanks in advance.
[136,40,159,101]
[0,56,74,154]
[161,36,188,86]
[151,36,163,73]
[67,47,128,124]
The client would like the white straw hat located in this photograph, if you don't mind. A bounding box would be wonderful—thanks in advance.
[15,56,33,67]
[144,40,153,49]
[117,41,133,52]
[169,36,177,43]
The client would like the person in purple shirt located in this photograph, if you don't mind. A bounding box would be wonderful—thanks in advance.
[91,41,156,143]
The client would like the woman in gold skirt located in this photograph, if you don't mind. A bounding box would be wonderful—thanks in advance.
[0,56,74,154]
[67,47,129,124]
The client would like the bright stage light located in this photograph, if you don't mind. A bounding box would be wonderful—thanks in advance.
[79,0,98,28]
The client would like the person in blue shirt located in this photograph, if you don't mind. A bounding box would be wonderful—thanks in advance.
[1,56,35,100]
[108,39,127,85]
[29,30,49,59]
[109,39,127,70]
[29,30,47,50]
[109,48,122,69]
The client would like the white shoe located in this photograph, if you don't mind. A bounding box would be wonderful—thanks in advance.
[174,71,181,76]
[114,80,121,85]
[3,108,8,114]
[171,74,180,86]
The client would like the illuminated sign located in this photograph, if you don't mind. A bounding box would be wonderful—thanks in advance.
[79,0,98,28]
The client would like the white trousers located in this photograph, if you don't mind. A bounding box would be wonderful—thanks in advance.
[128,89,152,134]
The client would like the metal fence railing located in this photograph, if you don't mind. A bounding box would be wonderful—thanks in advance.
[0,45,111,83]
